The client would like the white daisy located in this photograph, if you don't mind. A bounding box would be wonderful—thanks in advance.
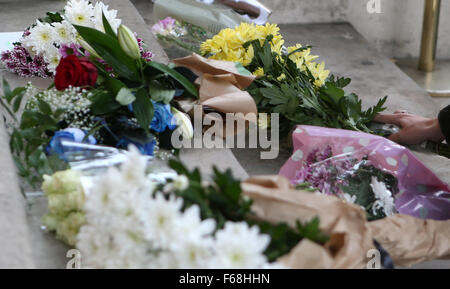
[45,46,62,72]
[51,21,77,45]
[64,0,95,27]
[93,2,121,33]
[22,20,55,55]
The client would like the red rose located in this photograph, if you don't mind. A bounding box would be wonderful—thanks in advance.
[54,55,98,91]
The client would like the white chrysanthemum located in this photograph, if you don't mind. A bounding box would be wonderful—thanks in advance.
[173,175,189,191]
[145,193,184,248]
[76,147,276,269]
[78,167,153,268]
[64,0,95,27]
[45,46,62,72]
[212,222,270,269]
[93,2,121,33]
[22,20,55,55]
[176,205,215,240]
[51,21,77,45]
[173,205,215,268]
[339,193,357,204]
[121,145,151,188]
[370,177,395,216]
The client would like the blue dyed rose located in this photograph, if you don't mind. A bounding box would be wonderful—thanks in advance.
[128,101,176,133]
[46,128,97,156]
[116,138,156,156]
[150,101,176,133]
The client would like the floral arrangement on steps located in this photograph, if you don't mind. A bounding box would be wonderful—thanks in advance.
[42,146,329,269]
[0,1,154,77]
[1,1,198,189]
[153,20,388,137]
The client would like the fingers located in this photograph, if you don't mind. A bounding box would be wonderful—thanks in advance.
[373,113,403,127]
[388,132,402,143]
[388,130,425,145]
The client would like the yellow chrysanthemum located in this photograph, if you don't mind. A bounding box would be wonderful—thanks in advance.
[201,23,285,68]
[277,73,286,81]
[307,62,330,87]
[253,67,265,77]
[201,23,329,87]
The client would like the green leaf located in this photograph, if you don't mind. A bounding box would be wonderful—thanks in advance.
[2,78,12,100]
[102,12,116,39]
[116,87,136,105]
[89,90,121,115]
[37,99,52,115]
[260,87,287,105]
[12,92,24,113]
[148,80,175,104]
[73,25,139,81]
[104,76,126,95]
[132,88,154,134]
[146,61,198,98]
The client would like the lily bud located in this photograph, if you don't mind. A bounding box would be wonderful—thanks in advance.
[172,108,194,140]
[117,25,141,60]
[77,37,101,59]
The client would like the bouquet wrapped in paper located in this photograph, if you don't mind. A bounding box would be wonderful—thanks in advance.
[242,175,450,268]
[152,0,271,58]
[280,125,450,221]
[154,0,271,34]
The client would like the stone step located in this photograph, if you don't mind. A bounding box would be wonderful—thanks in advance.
[0,0,248,268]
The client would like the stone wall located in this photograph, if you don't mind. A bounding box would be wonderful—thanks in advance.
[259,0,450,59]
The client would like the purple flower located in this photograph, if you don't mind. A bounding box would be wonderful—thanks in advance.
[0,44,52,78]
[151,17,176,36]
[294,146,353,195]
[59,43,85,58]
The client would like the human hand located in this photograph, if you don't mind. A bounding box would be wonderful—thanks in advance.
[374,110,445,145]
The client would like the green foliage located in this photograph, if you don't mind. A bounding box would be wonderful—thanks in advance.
[74,16,199,140]
[2,79,68,188]
[340,162,398,221]
[168,159,329,261]
[132,88,154,135]
[146,61,198,98]
[74,24,140,82]
[245,37,387,134]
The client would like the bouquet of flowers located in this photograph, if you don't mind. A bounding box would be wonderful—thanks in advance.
[280,125,450,221]
[293,145,398,221]
[1,0,198,188]
[0,1,153,77]
[153,22,387,137]
[41,146,330,268]
[200,23,387,135]
[152,17,212,58]
[153,0,271,35]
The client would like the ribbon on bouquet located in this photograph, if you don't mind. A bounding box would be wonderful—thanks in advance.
[173,53,258,137]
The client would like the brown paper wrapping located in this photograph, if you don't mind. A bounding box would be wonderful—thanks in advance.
[173,54,258,137]
[242,176,374,269]
[242,175,450,268]
[368,214,450,267]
